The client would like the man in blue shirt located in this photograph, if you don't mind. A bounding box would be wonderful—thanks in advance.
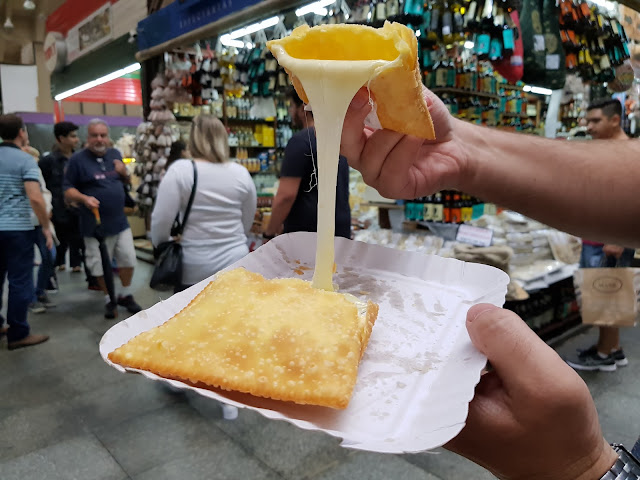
[64,119,141,319]
[0,114,51,349]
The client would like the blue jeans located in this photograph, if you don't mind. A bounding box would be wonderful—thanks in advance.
[34,226,56,299]
[580,244,635,268]
[0,230,36,342]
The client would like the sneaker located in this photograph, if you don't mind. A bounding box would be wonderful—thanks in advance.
[37,295,56,308]
[105,301,118,320]
[29,302,46,314]
[221,404,238,420]
[72,266,82,273]
[8,333,49,350]
[577,345,628,367]
[46,276,58,294]
[567,348,617,372]
[117,295,142,314]
[57,265,66,271]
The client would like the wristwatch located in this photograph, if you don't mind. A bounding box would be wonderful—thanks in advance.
[600,444,640,480]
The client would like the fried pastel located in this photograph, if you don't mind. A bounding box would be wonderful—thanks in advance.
[267,21,435,140]
[108,268,378,409]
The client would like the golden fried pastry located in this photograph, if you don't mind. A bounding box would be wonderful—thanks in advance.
[267,21,435,140]
[108,268,378,409]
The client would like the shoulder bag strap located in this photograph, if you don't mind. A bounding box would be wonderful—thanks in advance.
[174,160,198,235]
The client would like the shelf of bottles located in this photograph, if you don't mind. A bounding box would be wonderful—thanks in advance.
[404,191,498,224]
[559,0,630,82]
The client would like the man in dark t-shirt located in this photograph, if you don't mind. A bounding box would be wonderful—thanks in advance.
[263,89,351,240]
[64,119,142,319]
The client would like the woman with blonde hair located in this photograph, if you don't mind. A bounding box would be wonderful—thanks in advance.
[151,115,257,292]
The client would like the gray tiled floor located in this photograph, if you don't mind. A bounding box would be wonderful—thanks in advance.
[1,262,638,480]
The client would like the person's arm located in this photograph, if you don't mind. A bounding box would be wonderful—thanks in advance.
[240,172,257,235]
[445,305,618,480]
[113,159,131,184]
[25,181,53,249]
[150,164,183,246]
[63,158,100,209]
[264,177,301,237]
[341,87,640,247]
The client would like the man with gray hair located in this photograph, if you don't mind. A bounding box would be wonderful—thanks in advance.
[64,119,141,319]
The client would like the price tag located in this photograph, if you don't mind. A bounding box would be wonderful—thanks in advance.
[456,224,493,247]
[545,54,560,70]
[533,34,545,52]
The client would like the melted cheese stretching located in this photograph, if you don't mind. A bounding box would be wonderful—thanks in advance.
[270,47,395,290]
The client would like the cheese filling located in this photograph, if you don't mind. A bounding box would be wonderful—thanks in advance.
[270,46,397,290]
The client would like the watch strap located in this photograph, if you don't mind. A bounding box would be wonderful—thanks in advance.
[601,444,640,480]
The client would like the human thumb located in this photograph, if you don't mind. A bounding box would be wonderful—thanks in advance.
[466,304,576,397]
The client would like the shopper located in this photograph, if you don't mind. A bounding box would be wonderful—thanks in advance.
[22,145,57,313]
[151,115,256,292]
[565,98,635,372]
[40,122,85,273]
[263,88,351,240]
[64,119,142,319]
[165,139,188,169]
[340,86,640,479]
[0,114,50,349]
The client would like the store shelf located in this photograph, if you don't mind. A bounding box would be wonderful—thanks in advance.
[431,88,501,100]
[499,84,524,91]
[502,112,536,119]
[250,169,278,176]
[227,117,276,124]
[361,202,404,210]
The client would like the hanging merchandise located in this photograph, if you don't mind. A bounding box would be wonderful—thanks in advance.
[493,9,524,83]
[521,0,566,89]
[558,0,631,86]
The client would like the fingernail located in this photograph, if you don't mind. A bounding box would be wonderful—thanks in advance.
[467,304,498,323]
[349,89,369,109]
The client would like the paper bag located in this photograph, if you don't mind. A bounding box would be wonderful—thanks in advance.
[574,268,638,327]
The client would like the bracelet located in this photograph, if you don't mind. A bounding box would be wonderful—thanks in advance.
[601,444,640,480]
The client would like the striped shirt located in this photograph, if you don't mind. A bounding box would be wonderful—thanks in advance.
[0,142,40,231]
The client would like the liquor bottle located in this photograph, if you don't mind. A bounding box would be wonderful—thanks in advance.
[423,195,434,221]
[432,192,444,222]
[375,0,388,22]
[463,0,479,32]
[451,193,462,223]
[442,0,455,46]
[387,0,400,18]
[443,191,452,223]
[488,2,503,61]
[452,0,465,42]
[475,0,493,60]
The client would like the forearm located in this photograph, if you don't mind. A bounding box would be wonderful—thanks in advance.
[265,195,295,236]
[30,197,50,229]
[65,187,88,205]
[457,120,640,247]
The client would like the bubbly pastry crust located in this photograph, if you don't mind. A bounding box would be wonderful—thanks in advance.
[267,21,435,140]
[108,268,378,409]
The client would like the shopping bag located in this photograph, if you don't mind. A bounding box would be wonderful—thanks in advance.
[574,268,638,327]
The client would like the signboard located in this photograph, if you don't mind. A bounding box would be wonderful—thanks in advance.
[455,224,494,247]
[43,31,67,73]
[66,3,114,63]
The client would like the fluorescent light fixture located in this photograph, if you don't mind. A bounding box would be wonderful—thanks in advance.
[54,63,141,101]
[225,16,279,39]
[219,36,245,48]
[296,0,335,16]
[23,0,36,10]
[523,85,553,95]
[464,40,475,49]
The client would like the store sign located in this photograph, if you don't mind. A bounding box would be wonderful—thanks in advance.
[43,31,67,73]
[455,224,493,247]
[66,3,114,63]
[137,0,261,51]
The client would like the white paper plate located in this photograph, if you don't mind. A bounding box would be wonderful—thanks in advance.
[100,232,509,453]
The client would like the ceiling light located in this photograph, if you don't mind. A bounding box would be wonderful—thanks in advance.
[225,16,279,40]
[23,0,36,10]
[296,0,336,16]
[219,36,245,48]
[54,63,141,101]
[3,17,14,29]
[523,85,553,95]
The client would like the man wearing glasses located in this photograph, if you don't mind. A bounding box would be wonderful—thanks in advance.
[64,119,142,319]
